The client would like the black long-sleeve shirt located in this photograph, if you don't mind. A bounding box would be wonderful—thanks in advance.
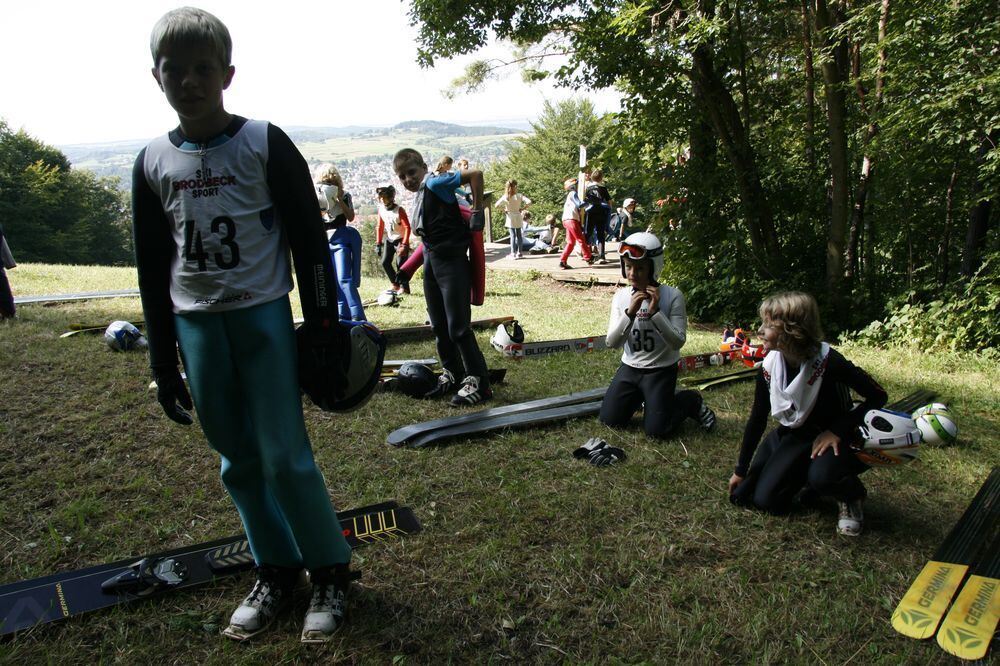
[735,348,887,476]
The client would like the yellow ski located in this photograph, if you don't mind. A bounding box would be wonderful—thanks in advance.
[892,562,971,638]
[936,533,999,660]
[891,467,1000,640]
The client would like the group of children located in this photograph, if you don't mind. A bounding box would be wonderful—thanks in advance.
[132,6,888,645]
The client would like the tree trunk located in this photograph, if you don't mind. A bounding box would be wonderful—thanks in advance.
[960,132,998,278]
[814,0,851,316]
[848,0,890,286]
[939,164,958,284]
[800,0,816,169]
[685,0,781,270]
[733,0,752,130]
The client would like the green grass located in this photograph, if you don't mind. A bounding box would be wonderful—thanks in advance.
[2,263,998,663]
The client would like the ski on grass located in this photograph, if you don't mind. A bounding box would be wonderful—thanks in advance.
[496,334,608,359]
[408,401,603,448]
[383,316,514,344]
[936,524,1000,660]
[386,386,607,447]
[380,368,507,391]
[0,501,419,636]
[891,466,1000,640]
[682,366,760,391]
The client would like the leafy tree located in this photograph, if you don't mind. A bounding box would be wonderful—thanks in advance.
[0,120,133,265]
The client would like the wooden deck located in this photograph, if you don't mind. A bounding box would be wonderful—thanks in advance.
[484,239,627,286]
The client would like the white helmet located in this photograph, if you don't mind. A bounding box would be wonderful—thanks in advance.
[490,320,525,356]
[376,290,399,307]
[619,232,664,282]
[855,409,922,466]
[104,321,147,352]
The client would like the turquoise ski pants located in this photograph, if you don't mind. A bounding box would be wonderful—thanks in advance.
[174,295,351,570]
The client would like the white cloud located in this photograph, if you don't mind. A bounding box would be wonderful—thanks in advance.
[0,0,619,145]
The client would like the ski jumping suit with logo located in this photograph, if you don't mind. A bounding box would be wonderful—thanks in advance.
[560,190,591,264]
[411,170,489,391]
[132,116,352,570]
[325,217,365,321]
[599,284,702,437]
[375,202,411,289]
[730,348,887,514]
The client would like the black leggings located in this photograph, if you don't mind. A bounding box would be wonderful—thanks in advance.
[381,239,408,287]
[423,248,489,388]
[730,429,868,514]
[598,363,701,438]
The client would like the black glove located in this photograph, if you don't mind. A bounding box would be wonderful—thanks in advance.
[376,243,384,258]
[297,320,349,400]
[589,446,626,466]
[573,437,607,459]
[152,365,193,425]
[469,209,486,231]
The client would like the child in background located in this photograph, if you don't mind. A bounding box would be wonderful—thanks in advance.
[393,148,491,406]
[375,185,411,294]
[584,169,613,262]
[495,179,531,259]
[559,177,592,269]
[436,155,454,174]
[315,165,355,226]
[134,7,358,643]
[728,292,887,536]
[599,232,716,439]
[317,189,365,321]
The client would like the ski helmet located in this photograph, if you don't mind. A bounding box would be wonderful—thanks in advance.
[855,408,922,466]
[376,290,399,307]
[741,341,767,367]
[619,232,664,282]
[104,321,147,352]
[394,362,438,398]
[490,320,525,356]
[296,320,386,413]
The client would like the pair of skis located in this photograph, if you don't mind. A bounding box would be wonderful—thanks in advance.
[63,316,516,342]
[387,352,763,448]
[0,501,420,637]
[496,334,608,359]
[892,466,999,661]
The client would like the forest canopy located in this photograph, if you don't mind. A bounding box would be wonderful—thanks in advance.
[412,0,999,347]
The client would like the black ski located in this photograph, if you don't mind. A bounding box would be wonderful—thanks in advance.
[892,467,1000,640]
[682,366,760,391]
[386,386,607,447]
[383,316,514,344]
[380,368,507,391]
[0,501,418,637]
[408,401,604,448]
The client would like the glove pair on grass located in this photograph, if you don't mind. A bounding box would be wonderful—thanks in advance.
[572,438,626,467]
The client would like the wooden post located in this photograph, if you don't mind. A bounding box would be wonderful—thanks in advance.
[484,190,495,243]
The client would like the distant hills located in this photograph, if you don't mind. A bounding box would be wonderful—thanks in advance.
[59,120,525,188]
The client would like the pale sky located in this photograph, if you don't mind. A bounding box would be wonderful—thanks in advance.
[1,0,620,147]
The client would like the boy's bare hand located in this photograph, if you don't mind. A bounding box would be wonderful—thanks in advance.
[645,286,660,314]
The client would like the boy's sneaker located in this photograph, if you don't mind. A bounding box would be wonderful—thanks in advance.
[516,252,523,259]
[559,261,571,270]
[300,566,360,644]
[696,399,717,431]
[837,499,864,537]
[424,368,457,399]
[449,376,493,407]
[222,565,298,641]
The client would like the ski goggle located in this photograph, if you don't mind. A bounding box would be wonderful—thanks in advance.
[619,242,663,262]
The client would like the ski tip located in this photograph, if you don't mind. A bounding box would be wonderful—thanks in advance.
[891,561,970,640]
[934,574,999,661]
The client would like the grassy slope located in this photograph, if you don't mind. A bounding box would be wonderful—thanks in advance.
[1,264,997,663]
